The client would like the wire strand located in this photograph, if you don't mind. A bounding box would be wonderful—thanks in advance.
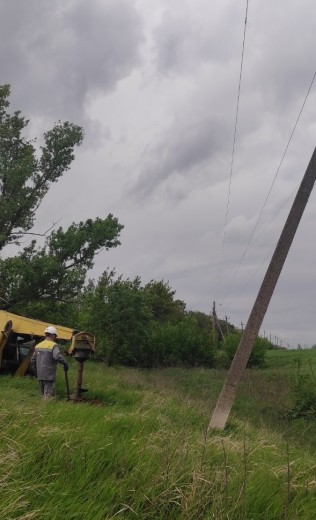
[220,71,316,304]
[216,0,250,301]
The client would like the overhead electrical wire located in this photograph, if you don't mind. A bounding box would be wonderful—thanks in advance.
[222,184,299,312]
[191,1,250,312]
[221,71,316,305]
[216,0,250,301]
[223,242,276,313]
[194,8,315,316]
[219,186,297,311]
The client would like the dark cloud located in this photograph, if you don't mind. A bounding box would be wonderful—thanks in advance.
[131,116,231,199]
[0,0,143,120]
[152,1,242,75]
[240,1,316,113]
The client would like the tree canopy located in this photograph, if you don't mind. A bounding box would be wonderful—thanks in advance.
[0,84,123,313]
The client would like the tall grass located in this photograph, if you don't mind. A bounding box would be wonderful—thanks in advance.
[1,350,316,519]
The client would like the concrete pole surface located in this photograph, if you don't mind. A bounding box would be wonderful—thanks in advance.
[208,147,316,431]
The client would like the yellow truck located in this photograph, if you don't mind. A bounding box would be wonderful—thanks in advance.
[0,310,95,378]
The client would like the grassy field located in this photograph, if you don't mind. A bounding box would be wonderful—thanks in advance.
[1,349,316,519]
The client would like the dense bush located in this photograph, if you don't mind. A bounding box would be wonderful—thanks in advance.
[286,359,316,419]
[217,333,269,368]
[146,318,215,368]
[75,271,216,368]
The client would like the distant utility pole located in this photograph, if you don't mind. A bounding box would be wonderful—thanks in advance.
[208,146,316,431]
[225,315,230,335]
[212,302,225,342]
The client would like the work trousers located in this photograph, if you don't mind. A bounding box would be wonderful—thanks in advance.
[38,380,56,398]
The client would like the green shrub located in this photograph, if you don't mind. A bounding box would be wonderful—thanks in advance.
[146,318,215,368]
[218,333,268,368]
[286,359,316,419]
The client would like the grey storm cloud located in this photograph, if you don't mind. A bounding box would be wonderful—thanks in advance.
[238,1,316,114]
[152,1,242,75]
[0,0,143,120]
[131,116,231,199]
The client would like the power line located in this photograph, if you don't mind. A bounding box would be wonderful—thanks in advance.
[194,71,315,315]
[220,71,316,305]
[216,0,250,301]
[223,242,275,313]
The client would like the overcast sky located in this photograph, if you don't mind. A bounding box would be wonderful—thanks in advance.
[1,0,316,347]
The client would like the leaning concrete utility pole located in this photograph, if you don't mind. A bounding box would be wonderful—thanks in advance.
[208,147,316,431]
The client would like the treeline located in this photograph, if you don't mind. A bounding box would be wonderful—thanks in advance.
[23,269,273,369]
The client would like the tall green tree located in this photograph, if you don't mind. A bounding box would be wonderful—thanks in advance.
[0,84,123,316]
[144,280,186,322]
[77,270,216,368]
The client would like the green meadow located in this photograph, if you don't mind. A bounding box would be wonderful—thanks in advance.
[1,349,316,519]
